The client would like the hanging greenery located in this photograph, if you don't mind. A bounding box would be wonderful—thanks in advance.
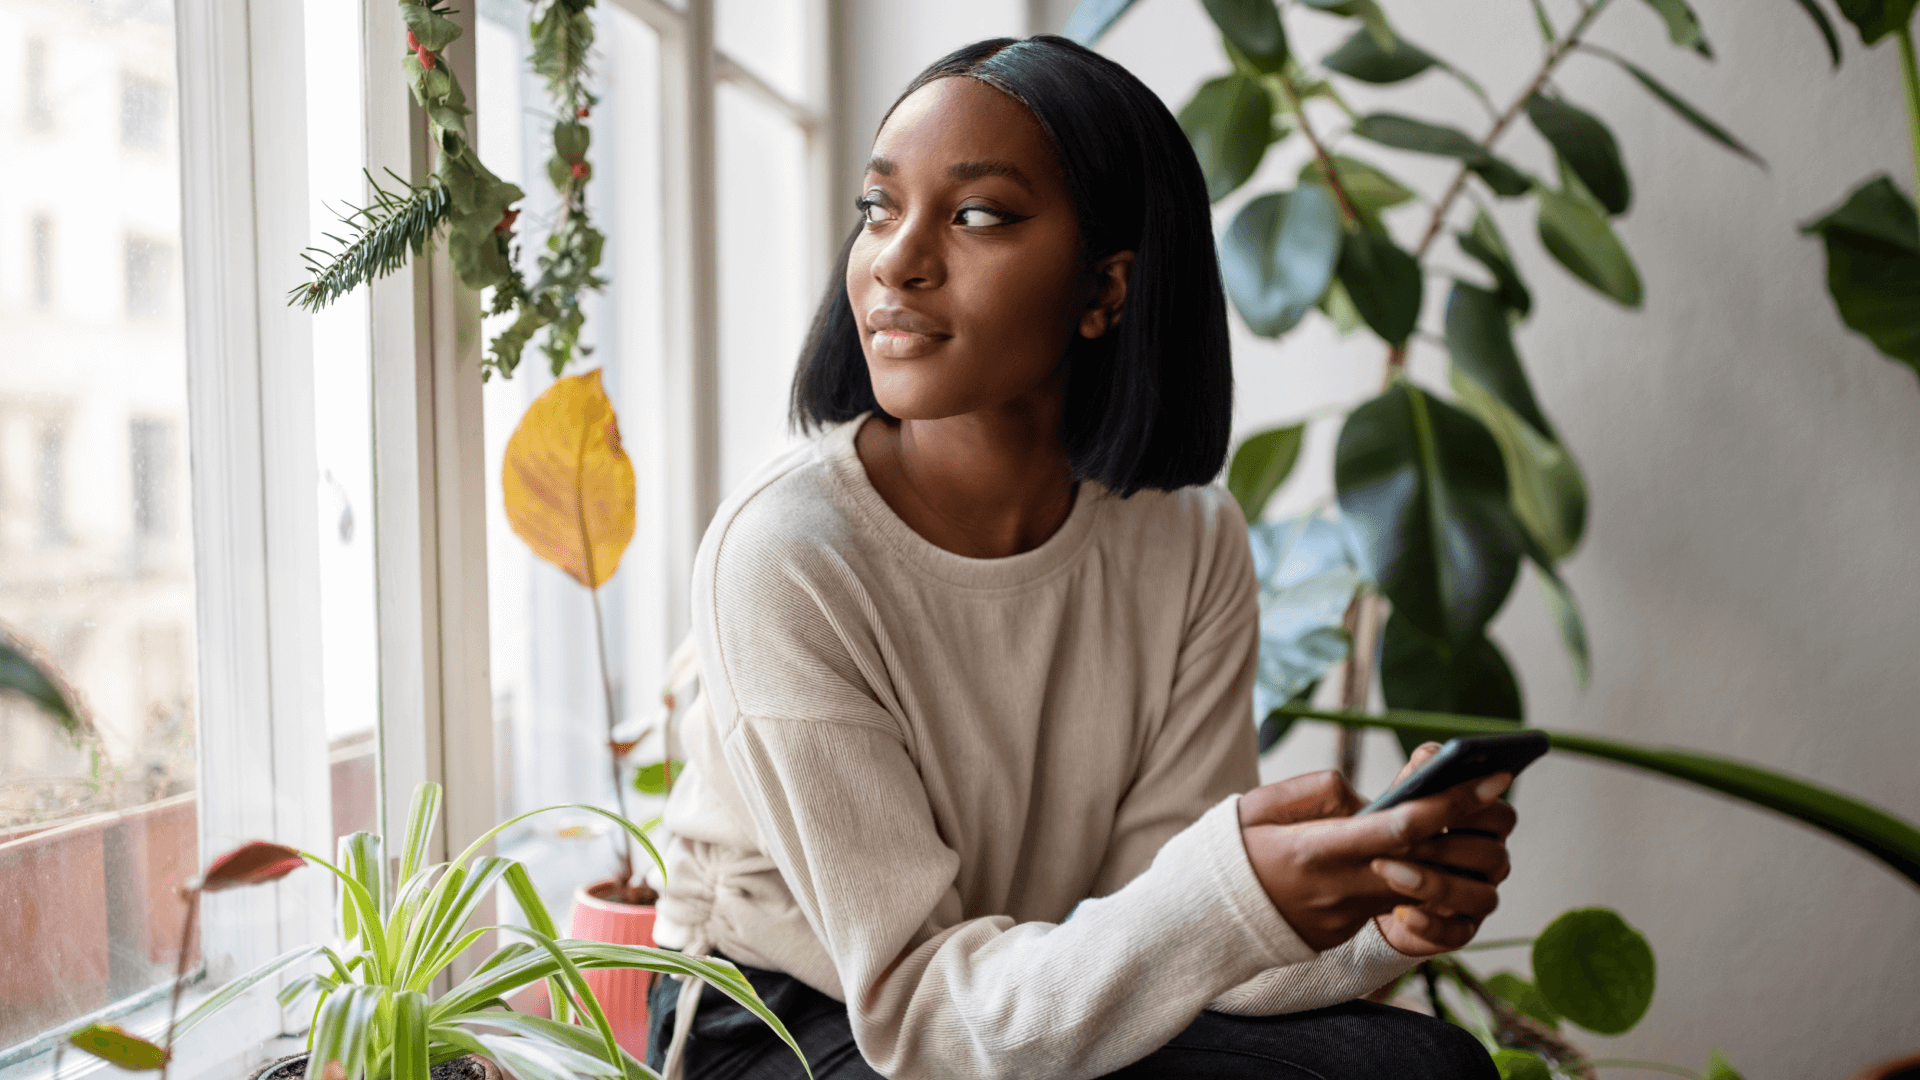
[291,0,606,381]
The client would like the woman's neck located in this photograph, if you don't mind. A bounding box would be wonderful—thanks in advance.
[855,404,1077,559]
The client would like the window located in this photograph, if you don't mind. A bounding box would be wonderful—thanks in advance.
[35,421,65,545]
[25,38,52,131]
[119,73,167,150]
[129,418,172,542]
[123,236,173,319]
[30,215,53,309]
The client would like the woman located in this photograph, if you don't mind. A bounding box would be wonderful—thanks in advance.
[649,35,1513,1080]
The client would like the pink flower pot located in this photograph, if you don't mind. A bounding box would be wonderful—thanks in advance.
[570,881,657,1059]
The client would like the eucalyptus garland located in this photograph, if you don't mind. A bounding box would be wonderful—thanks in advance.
[291,0,607,382]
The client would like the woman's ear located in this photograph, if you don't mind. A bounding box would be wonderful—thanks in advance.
[1078,251,1136,339]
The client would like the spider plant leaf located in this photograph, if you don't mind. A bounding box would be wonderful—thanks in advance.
[391,992,432,1080]
[470,927,625,1076]
[277,973,335,1010]
[396,862,469,985]
[400,782,444,886]
[300,848,391,980]
[339,831,388,930]
[172,945,323,1041]
[503,863,573,1024]
[477,1034,622,1079]
[311,985,385,1080]
[439,1014,652,1079]
[412,927,493,994]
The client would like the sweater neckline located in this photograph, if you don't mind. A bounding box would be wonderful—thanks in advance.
[824,414,1105,591]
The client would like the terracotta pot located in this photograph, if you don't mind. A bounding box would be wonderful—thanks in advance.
[1853,1054,1920,1080]
[248,1053,500,1080]
[570,881,657,1059]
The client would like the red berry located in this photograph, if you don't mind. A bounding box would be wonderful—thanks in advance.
[407,31,419,50]
[495,209,519,233]
[569,161,589,179]
[576,105,591,118]
[416,44,435,69]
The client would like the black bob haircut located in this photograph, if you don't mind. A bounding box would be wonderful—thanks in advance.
[788,35,1233,497]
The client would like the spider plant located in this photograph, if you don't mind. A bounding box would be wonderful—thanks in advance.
[166,782,801,1080]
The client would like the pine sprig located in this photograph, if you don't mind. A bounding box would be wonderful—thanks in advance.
[291,170,452,312]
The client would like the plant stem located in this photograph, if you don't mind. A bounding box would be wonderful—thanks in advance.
[159,889,201,1080]
[1899,24,1920,197]
[1274,74,1362,226]
[589,587,633,890]
[1433,956,1597,1078]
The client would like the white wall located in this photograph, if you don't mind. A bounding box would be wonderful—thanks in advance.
[841,1,1920,1073]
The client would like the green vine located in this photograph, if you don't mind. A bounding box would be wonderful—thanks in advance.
[290,0,607,383]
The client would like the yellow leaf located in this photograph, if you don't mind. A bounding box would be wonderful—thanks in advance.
[503,370,636,588]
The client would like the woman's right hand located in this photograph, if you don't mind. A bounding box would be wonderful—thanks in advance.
[1237,755,1513,952]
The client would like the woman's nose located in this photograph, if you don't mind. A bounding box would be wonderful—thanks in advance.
[870,211,945,291]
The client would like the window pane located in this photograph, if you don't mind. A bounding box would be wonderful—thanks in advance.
[716,0,809,104]
[0,0,199,1048]
[478,3,673,924]
[717,82,811,497]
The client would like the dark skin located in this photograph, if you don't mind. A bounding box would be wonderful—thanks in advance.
[849,76,1515,957]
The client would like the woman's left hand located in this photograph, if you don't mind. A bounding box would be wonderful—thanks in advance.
[1370,743,1518,956]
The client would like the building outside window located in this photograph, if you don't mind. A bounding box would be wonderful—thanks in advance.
[30,214,53,309]
[25,36,52,131]
[118,72,166,150]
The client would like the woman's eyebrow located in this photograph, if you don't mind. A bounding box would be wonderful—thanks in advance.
[947,160,1032,191]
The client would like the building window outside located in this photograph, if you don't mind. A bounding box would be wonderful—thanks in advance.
[25,38,52,131]
[31,215,53,310]
[129,417,171,541]
[124,235,173,319]
[119,73,167,150]
[35,422,65,546]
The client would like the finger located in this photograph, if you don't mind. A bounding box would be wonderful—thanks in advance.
[1451,798,1519,841]
[1240,770,1364,828]
[1407,835,1511,884]
[1390,905,1481,952]
[1389,742,1445,786]
[1325,772,1513,856]
[1370,859,1501,920]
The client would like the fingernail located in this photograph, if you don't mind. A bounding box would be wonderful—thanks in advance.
[1376,860,1423,889]
[1476,774,1511,801]
[1393,904,1417,924]
[1419,742,1442,754]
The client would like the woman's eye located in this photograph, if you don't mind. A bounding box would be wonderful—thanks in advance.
[955,206,1011,228]
[857,198,894,225]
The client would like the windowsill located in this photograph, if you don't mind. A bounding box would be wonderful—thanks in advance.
[0,977,302,1080]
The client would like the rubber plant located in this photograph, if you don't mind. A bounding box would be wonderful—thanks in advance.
[292,0,607,381]
[65,783,804,1080]
[1792,0,1920,379]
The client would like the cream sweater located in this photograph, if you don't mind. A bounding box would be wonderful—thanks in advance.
[653,418,1417,1080]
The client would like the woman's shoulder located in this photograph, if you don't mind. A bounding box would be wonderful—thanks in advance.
[1093,482,1250,561]
[699,427,859,588]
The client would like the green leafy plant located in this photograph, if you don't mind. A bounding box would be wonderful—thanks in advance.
[292,0,607,381]
[1792,0,1920,381]
[68,783,803,1080]
[1,628,78,738]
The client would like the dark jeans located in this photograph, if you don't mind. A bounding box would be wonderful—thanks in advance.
[646,957,1497,1080]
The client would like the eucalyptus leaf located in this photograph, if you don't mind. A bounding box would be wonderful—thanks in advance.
[1335,383,1524,644]
[1491,1049,1553,1080]
[1322,27,1436,83]
[1532,907,1656,1035]
[1457,210,1533,317]
[1179,75,1276,202]
[1248,513,1370,719]
[1609,56,1763,164]
[1638,0,1713,56]
[1336,232,1423,345]
[1270,706,1920,889]
[1801,175,1920,374]
[1486,971,1562,1031]
[1203,0,1289,70]
[1228,424,1307,521]
[1792,0,1844,66]
[1221,187,1343,336]
[1833,0,1920,44]
[1525,95,1631,216]
[1352,113,1531,197]
[1536,188,1644,306]
[1444,283,1556,438]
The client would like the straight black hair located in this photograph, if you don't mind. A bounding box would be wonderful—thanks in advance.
[789,35,1233,497]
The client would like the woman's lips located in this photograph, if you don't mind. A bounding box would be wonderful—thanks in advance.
[867,308,950,359]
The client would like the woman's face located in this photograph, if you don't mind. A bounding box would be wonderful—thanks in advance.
[848,77,1118,422]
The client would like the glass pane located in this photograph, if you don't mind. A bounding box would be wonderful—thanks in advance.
[717,82,811,497]
[716,0,809,104]
[0,0,199,1048]
[303,0,380,845]
[478,3,673,928]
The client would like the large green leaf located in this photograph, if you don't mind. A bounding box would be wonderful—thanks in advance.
[1335,383,1523,644]
[1801,175,1920,374]
[1221,187,1342,336]
[1248,514,1369,720]
[1444,283,1556,438]
[1537,188,1643,306]
[1352,113,1531,197]
[1179,75,1275,202]
[1335,232,1423,345]
[1532,908,1656,1035]
[0,634,77,736]
[1380,611,1520,756]
[1833,0,1920,43]
[1608,56,1764,164]
[1202,0,1289,70]
[1525,95,1631,216]
[1639,0,1713,56]
[1447,367,1588,564]
[1270,705,1920,890]
[1793,0,1844,65]
[1486,972,1562,1031]
[1301,0,1396,49]
[1061,0,1138,44]
[1229,424,1306,521]
[1322,27,1436,83]
[1491,1049,1553,1080]
[1456,210,1532,318]
[1298,155,1416,235]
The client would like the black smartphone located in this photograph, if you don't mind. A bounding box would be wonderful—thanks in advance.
[1358,732,1551,815]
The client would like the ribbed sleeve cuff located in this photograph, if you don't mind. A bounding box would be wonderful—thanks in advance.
[1207,919,1421,1015]
[1184,796,1319,969]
